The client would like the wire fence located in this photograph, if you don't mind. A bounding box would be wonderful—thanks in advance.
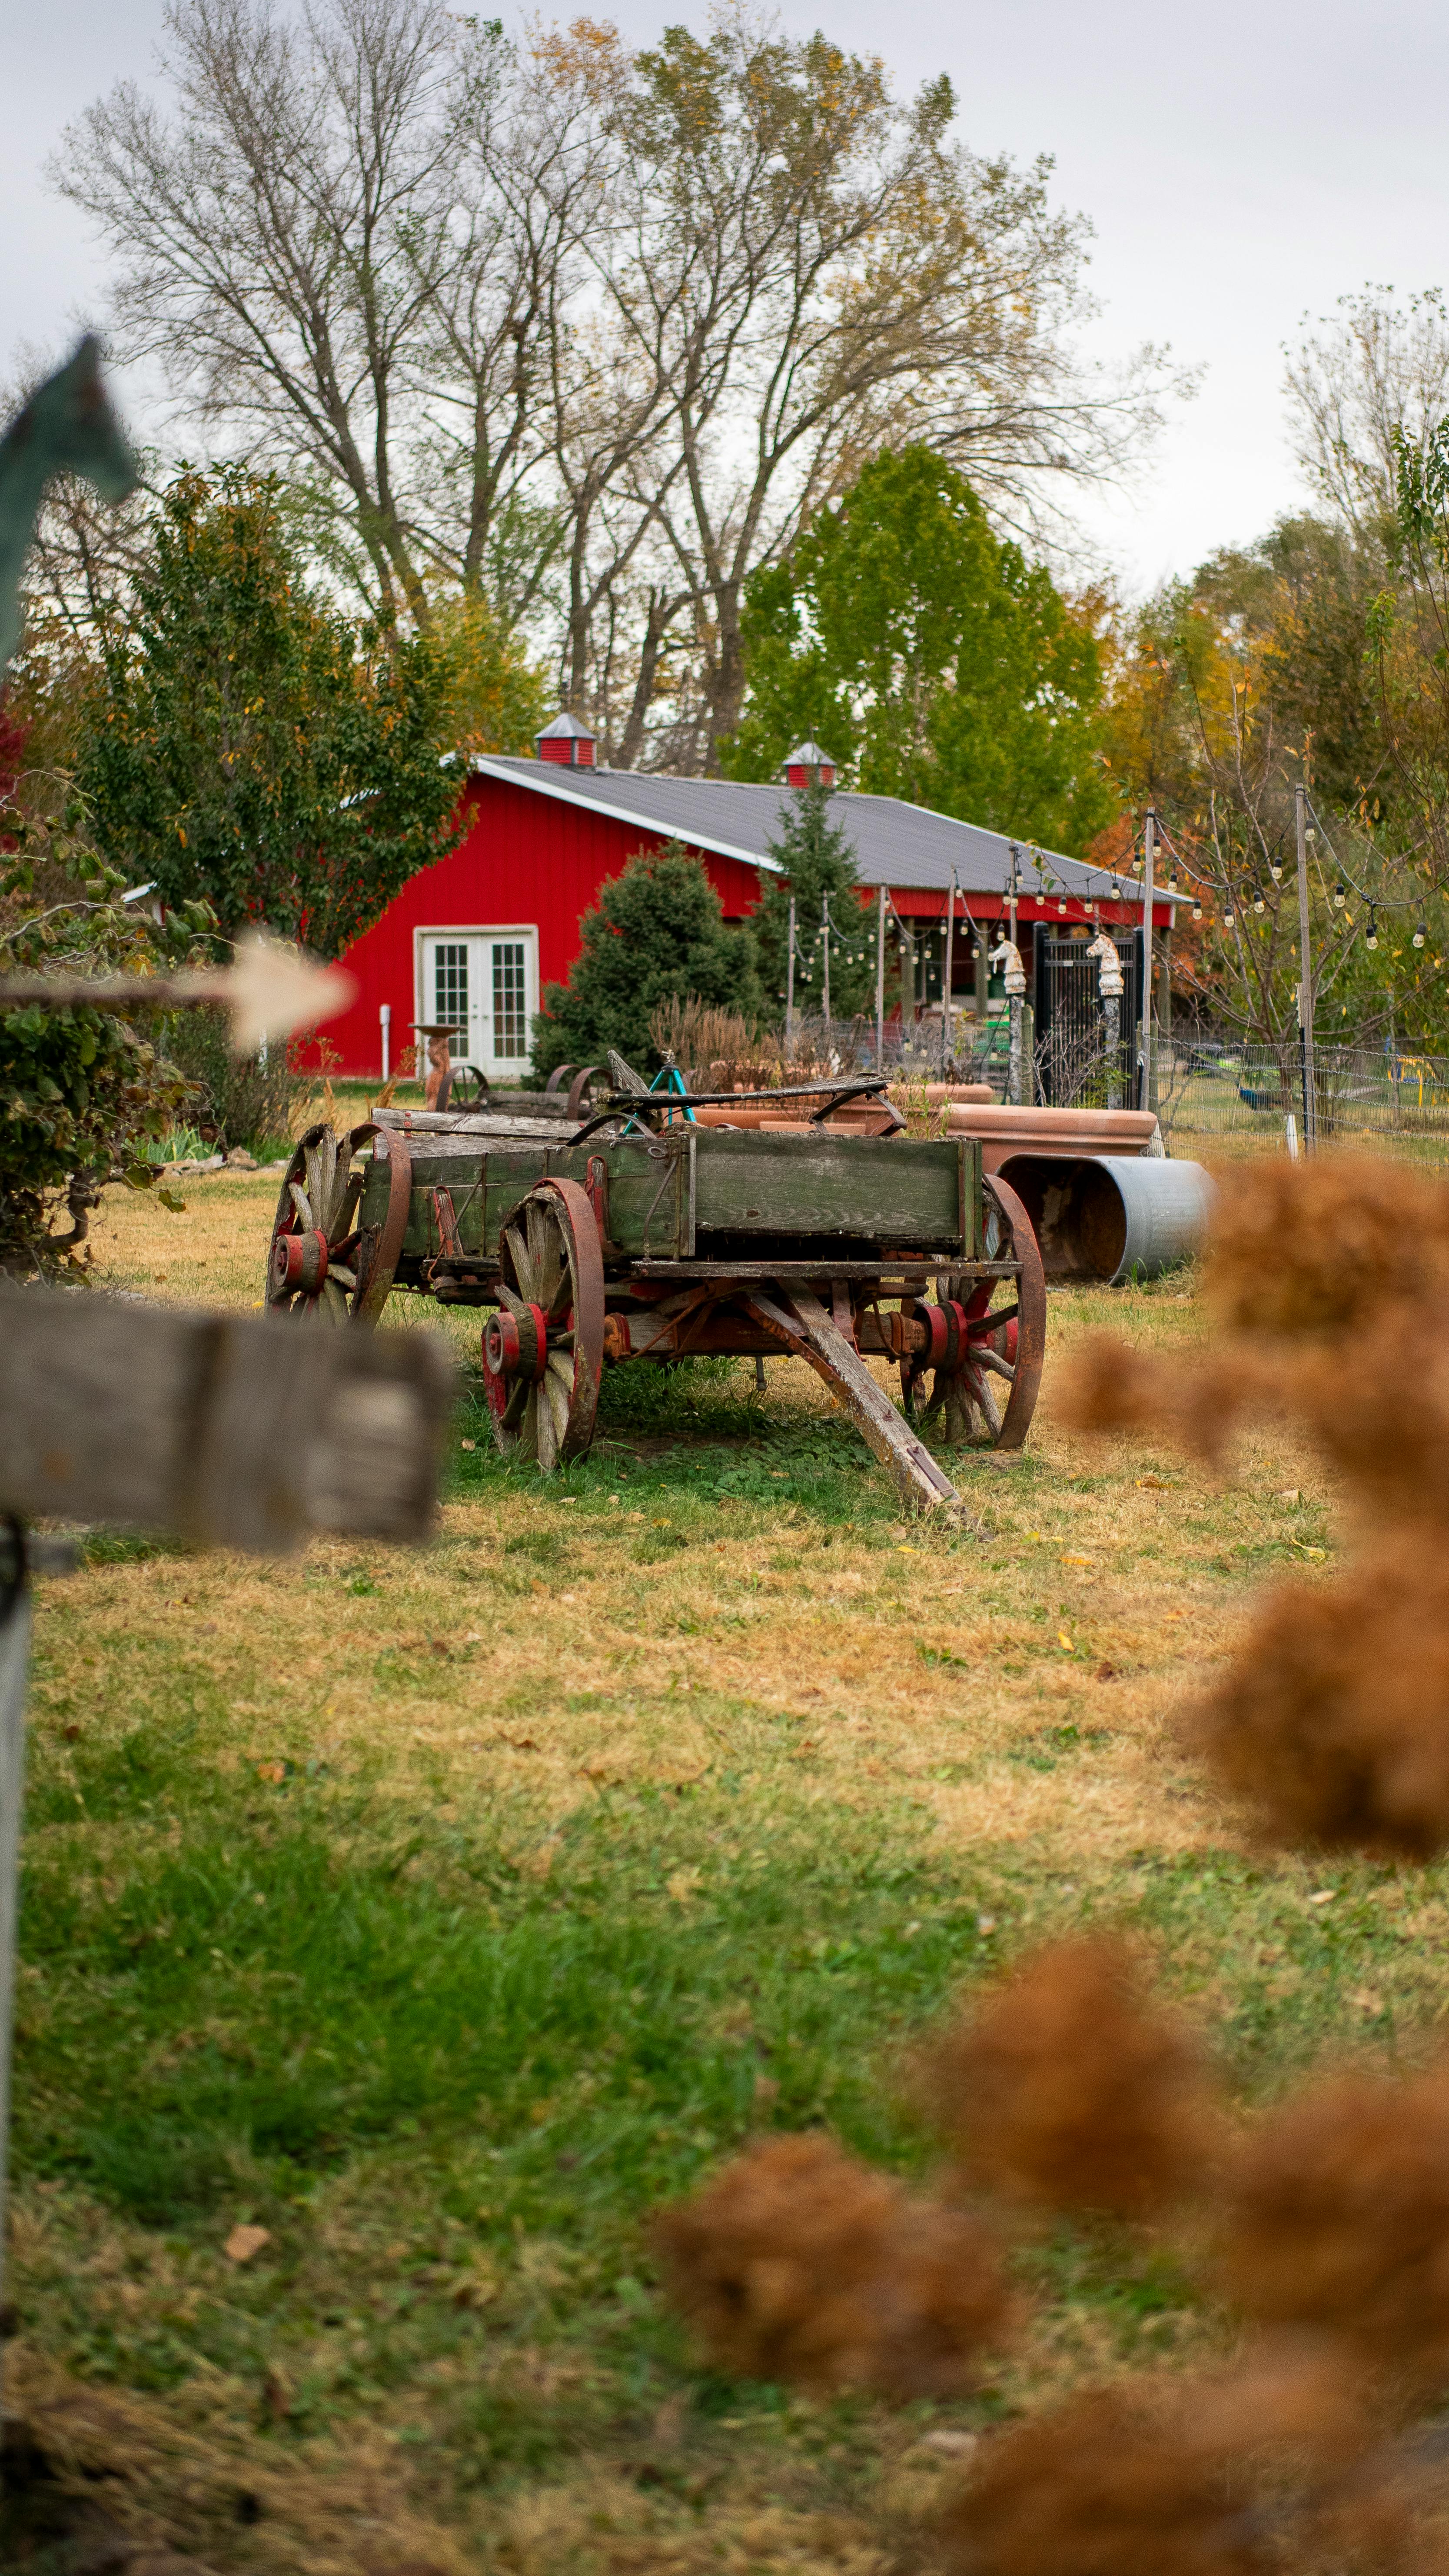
[1157,1039,1449,1164]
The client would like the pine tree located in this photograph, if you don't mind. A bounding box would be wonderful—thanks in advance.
[751,781,874,1020]
[532,842,762,1078]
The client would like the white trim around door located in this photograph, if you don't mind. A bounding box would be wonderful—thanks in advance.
[415,924,538,1079]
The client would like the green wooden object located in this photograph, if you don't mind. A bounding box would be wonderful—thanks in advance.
[0,337,139,671]
[360,1128,980,1265]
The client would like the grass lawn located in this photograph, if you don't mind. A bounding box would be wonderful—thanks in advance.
[7,1171,1438,2572]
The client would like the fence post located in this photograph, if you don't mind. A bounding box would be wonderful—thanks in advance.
[0,1563,30,2432]
[1295,783,1317,1153]
[875,883,885,1068]
[786,896,796,1048]
[1140,810,1157,1113]
[941,870,957,1074]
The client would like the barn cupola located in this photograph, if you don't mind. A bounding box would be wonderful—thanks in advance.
[783,738,837,789]
[535,710,598,768]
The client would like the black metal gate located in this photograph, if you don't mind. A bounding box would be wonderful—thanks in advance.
[1033,930,1143,1107]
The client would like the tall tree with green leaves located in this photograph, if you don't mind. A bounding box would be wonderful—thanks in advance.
[751,782,874,1019]
[723,447,1115,853]
[531,843,762,1078]
[77,466,461,958]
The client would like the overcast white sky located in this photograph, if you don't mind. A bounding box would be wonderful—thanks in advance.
[9,0,1448,597]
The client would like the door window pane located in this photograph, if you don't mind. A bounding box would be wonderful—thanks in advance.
[492,942,528,1057]
[433,942,469,1034]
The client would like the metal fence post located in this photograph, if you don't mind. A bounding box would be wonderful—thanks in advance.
[0,1557,32,2434]
[1295,784,1317,1153]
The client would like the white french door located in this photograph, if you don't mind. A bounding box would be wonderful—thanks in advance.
[419,929,537,1078]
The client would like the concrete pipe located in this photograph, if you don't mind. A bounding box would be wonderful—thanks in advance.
[997,1152,1214,1285]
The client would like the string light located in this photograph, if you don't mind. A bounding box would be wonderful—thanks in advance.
[1366,908,1379,952]
[1414,922,1427,949]
[1193,902,1203,923]
[1334,884,1346,906]
[1253,892,1266,914]
[1270,862,1283,882]
[1223,908,1236,928]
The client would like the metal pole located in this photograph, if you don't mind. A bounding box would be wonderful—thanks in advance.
[0,1569,32,2431]
[786,895,796,1048]
[1007,849,1022,1106]
[1140,809,1157,1113]
[380,1001,391,1084]
[821,895,831,1032]
[875,882,886,1067]
[941,870,957,1074]
[1295,782,1317,1152]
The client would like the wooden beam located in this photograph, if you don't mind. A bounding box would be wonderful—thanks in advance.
[0,1288,455,1550]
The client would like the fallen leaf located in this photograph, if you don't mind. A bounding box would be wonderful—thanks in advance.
[254,1761,286,1785]
[1136,1476,1171,1490]
[224,2223,271,2265]
[1276,1487,1302,1504]
[921,2429,978,2460]
[1060,1554,1094,1567]
[459,1438,476,1451]
[1057,1630,1074,1651]
[1309,1888,1336,1906]
[1093,1661,1118,1682]
[976,1913,997,1935]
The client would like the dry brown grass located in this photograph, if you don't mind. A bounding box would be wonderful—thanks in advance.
[22,1168,1400,2576]
[70,1172,1330,1869]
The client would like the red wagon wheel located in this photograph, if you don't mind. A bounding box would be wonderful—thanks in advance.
[482,1178,605,1470]
[264,1122,409,1325]
[902,1173,1047,1450]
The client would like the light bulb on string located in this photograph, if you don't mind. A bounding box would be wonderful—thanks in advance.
[1414,923,1427,949]
[1334,884,1346,907]
[1270,863,1283,882]
[1253,892,1266,914]
[1366,909,1379,952]
[1223,908,1236,928]
[1193,902,1203,923]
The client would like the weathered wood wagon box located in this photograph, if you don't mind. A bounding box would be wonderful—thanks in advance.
[264,1088,1046,1514]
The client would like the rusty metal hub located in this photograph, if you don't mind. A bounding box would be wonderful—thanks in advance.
[482,1301,549,1383]
[270,1228,329,1296]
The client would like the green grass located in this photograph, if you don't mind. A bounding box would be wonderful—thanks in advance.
[10,1225,1434,2568]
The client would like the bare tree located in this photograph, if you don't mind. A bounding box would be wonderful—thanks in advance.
[57,0,1180,763]
[56,0,567,624]
[579,19,1179,767]
[1284,285,1449,541]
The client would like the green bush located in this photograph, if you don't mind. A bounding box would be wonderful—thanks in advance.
[0,763,210,1275]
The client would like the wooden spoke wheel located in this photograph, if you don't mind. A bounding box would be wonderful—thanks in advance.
[482,1178,605,1469]
[264,1122,409,1325]
[902,1173,1047,1450]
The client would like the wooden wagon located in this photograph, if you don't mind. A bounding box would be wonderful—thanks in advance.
[263,1086,1046,1514]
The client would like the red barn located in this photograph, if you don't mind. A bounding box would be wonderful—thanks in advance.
[325,719,1176,1081]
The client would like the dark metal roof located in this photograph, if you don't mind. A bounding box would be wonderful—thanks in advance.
[471,755,1175,906]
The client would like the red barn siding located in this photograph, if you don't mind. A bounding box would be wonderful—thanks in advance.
[323,769,1175,1079]
[326,773,764,1079]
